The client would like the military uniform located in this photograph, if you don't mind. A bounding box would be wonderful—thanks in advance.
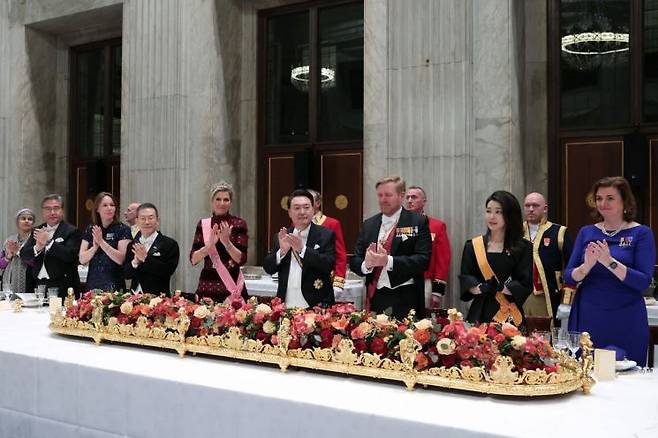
[313,212,347,289]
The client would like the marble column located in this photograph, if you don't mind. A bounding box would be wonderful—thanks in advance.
[121,0,243,291]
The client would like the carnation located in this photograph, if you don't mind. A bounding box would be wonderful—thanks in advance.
[149,297,163,307]
[255,303,272,315]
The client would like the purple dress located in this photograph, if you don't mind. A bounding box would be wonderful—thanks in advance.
[564,225,656,365]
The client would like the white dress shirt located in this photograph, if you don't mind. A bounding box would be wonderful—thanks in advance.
[131,232,159,293]
[276,226,309,308]
[361,207,414,290]
[529,223,539,241]
[36,223,60,280]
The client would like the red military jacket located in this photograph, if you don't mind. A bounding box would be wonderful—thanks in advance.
[313,212,347,288]
[425,216,451,284]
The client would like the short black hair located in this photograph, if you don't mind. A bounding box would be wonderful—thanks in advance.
[287,189,314,209]
[137,202,159,218]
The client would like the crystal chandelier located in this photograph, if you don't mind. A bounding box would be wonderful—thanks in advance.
[290,65,336,92]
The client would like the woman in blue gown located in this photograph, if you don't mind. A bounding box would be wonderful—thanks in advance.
[563,176,656,365]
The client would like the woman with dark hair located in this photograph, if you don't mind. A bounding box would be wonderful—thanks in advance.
[79,192,131,291]
[459,190,533,325]
[189,181,249,304]
[561,176,656,365]
[0,208,36,294]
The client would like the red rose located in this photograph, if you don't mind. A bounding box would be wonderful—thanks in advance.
[486,325,499,339]
[319,328,333,348]
[231,300,243,310]
[494,333,505,344]
[461,360,473,368]
[288,338,301,350]
[442,354,457,368]
[353,339,367,353]
[415,352,429,370]
[270,310,282,321]
[370,337,387,356]
[255,330,268,342]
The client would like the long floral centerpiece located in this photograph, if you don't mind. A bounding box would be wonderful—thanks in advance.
[50,291,595,397]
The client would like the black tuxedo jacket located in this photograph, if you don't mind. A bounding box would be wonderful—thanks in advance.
[20,221,82,297]
[349,208,432,310]
[124,232,180,295]
[263,223,336,308]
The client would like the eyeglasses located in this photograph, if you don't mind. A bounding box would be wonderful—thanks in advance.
[42,206,62,213]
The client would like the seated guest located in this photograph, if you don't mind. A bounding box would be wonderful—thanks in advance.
[79,192,131,291]
[263,189,336,308]
[1,208,36,294]
[349,176,431,319]
[190,181,248,303]
[20,194,82,298]
[124,203,179,294]
[459,190,532,326]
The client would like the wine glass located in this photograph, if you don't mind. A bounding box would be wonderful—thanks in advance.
[567,331,581,358]
[3,287,11,302]
[552,328,569,353]
[35,286,45,312]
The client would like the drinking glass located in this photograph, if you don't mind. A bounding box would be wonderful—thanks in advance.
[3,287,11,302]
[534,331,551,344]
[551,328,569,352]
[47,287,59,303]
[567,331,581,358]
[35,285,46,312]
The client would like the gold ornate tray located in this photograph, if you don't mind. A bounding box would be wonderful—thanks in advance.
[49,295,594,397]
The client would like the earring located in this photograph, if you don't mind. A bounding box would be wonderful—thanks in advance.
[623,209,627,214]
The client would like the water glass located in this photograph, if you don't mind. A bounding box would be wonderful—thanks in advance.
[567,331,581,358]
[3,287,11,302]
[35,285,46,312]
[47,287,59,302]
[551,328,569,352]
[534,331,551,344]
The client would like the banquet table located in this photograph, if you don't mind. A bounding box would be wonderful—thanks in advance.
[245,276,365,309]
[1,310,658,438]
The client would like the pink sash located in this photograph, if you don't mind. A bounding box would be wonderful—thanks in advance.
[201,218,245,305]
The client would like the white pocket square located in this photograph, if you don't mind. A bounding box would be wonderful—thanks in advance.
[313,244,320,250]
[152,252,161,257]
[54,237,64,243]
[401,235,408,241]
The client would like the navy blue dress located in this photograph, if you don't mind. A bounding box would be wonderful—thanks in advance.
[564,225,656,365]
[83,222,131,291]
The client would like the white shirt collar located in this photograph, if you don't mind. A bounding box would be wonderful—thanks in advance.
[140,231,159,246]
[293,224,311,238]
[382,207,403,225]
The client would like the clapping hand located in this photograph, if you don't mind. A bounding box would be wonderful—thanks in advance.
[205,224,220,251]
[287,232,304,253]
[218,221,233,247]
[583,242,598,269]
[33,228,50,251]
[278,227,291,255]
[365,242,388,269]
[589,240,613,265]
[91,225,105,248]
[132,243,147,264]
[5,240,19,258]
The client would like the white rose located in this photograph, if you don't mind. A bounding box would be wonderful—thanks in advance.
[414,318,433,331]
[511,335,527,350]
[120,301,133,315]
[256,303,272,315]
[436,338,456,355]
[149,297,163,307]
[194,306,210,319]
[263,320,277,334]
[108,317,118,326]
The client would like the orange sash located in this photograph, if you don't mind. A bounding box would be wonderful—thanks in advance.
[472,236,522,326]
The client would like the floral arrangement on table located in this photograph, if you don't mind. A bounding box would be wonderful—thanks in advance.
[51,291,594,396]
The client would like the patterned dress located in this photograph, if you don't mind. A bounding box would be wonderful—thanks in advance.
[189,213,248,302]
[565,225,656,365]
[83,222,131,291]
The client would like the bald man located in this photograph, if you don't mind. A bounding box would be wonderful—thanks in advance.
[522,192,575,322]
[124,202,141,238]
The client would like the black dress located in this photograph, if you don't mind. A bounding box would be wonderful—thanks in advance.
[459,236,533,324]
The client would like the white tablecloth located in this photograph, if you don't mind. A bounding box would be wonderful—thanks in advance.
[246,276,365,309]
[1,310,658,438]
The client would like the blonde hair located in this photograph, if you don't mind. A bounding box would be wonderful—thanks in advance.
[375,176,405,193]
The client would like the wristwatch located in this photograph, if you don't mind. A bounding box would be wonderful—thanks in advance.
[608,260,618,270]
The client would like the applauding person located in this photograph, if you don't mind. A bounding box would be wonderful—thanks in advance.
[562,177,656,365]
[263,189,336,308]
[1,208,36,294]
[190,181,248,303]
[124,203,179,294]
[79,192,131,291]
[21,194,82,298]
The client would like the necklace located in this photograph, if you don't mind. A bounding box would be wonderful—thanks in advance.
[600,221,625,238]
